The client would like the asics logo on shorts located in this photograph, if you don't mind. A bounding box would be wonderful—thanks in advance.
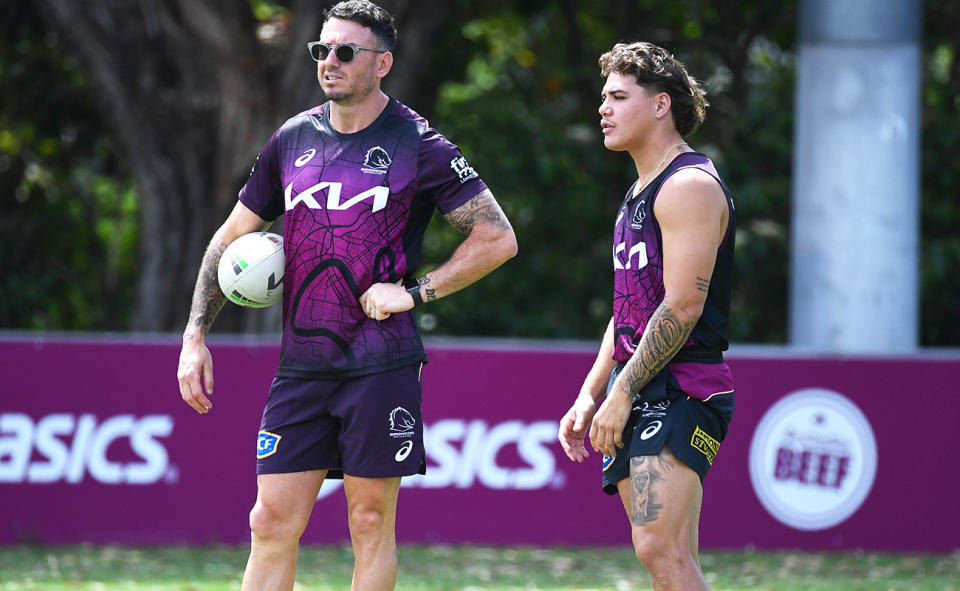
[640,420,663,441]
[395,440,414,462]
[257,431,282,459]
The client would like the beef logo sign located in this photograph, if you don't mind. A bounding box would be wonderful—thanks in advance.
[748,388,878,531]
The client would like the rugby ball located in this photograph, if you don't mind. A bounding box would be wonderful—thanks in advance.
[217,232,285,308]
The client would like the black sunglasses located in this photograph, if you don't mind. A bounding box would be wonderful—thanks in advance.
[307,41,385,63]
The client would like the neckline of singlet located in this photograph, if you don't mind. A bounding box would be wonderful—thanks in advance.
[627,151,702,202]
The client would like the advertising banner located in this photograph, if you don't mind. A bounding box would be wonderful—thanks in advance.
[1,336,957,552]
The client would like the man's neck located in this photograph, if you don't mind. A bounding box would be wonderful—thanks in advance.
[328,91,390,134]
[630,133,689,197]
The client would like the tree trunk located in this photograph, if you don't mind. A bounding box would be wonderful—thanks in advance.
[34,0,446,333]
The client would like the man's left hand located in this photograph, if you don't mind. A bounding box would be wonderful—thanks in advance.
[359,282,414,321]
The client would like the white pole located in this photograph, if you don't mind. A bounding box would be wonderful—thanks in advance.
[789,0,922,353]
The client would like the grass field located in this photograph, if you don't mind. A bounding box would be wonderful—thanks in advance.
[1,545,958,590]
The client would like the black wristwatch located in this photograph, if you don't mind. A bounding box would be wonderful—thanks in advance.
[406,284,424,307]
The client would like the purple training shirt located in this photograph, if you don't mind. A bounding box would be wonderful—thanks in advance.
[239,98,486,379]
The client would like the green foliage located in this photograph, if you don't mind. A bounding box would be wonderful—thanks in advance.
[249,0,288,22]
[420,5,622,339]
[920,0,960,347]
[0,0,137,330]
[4,0,959,346]
[714,40,795,343]
[418,3,798,343]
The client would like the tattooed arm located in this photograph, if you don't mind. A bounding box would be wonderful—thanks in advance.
[361,188,517,320]
[589,169,729,456]
[177,201,270,414]
[421,188,517,301]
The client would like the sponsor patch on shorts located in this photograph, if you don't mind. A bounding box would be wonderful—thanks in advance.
[602,454,615,472]
[257,430,282,459]
[690,426,720,465]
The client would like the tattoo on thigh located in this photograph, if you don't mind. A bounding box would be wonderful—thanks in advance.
[629,455,672,526]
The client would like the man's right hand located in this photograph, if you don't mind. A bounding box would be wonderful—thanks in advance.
[177,339,214,414]
[558,394,597,463]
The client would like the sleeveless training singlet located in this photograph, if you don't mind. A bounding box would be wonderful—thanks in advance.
[611,152,736,400]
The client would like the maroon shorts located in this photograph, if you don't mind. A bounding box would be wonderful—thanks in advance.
[256,363,425,479]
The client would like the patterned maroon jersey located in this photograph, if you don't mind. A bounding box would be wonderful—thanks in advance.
[611,152,735,399]
[239,99,486,379]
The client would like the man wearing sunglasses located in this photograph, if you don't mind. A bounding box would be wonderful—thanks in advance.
[176,1,517,590]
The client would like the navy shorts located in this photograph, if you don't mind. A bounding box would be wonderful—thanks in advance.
[601,364,734,494]
[256,363,426,479]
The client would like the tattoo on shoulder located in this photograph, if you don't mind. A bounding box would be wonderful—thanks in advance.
[696,276,710,293]
[444,191,512,235]
[629,455,673,526]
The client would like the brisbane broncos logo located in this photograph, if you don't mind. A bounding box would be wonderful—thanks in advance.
[364,146,392,169]
[388,406,416,433]
[631,199,646,229]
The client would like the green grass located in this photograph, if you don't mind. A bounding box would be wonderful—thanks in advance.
[0,545,957,590]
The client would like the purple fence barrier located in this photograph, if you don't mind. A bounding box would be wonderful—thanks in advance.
[1,336,957,552]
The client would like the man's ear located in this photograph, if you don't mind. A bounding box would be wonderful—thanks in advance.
[654,91,672,119]
[376,51,393,80]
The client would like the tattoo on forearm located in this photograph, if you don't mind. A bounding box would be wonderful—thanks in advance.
[418,275,437,302]
[696,276,710,293]
[444,191,512,235]
[623,303,696,395]
[184,237,228,339]
[629,455,672,525]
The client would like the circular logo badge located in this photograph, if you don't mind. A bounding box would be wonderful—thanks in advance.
[748,388,877,531]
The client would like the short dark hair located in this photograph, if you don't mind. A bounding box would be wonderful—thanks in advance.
[324,0,397,51]
[599,42,708,137]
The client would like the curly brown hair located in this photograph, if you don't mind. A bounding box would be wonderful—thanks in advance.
[599,42,708,136]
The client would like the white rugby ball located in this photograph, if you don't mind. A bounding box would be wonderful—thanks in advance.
[217,232,285,308]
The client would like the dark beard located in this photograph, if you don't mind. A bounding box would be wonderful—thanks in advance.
[323,75,377,105]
